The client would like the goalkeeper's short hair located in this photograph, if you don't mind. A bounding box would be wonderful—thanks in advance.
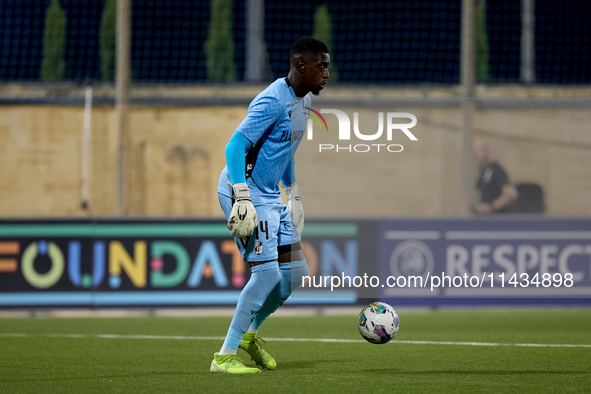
[290,37,329,59]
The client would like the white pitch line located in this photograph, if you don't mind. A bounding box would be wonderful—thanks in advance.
[1,333,591,348]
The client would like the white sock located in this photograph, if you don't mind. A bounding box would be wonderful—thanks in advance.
[247,327,258,334]
[218,346,235,355]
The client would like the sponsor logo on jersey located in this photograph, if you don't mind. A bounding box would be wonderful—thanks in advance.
[254,241,263,255]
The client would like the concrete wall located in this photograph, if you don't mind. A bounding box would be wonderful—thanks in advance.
[0,104,589,217]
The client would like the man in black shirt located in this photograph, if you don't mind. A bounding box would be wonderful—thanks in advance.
[473,138,518,214]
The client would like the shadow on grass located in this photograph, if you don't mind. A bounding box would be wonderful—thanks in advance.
[275,359,351,369]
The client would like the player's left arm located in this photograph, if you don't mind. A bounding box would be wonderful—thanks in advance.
[225,132,258,238]
[281,156,304,233]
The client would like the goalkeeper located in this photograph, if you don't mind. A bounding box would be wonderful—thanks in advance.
[211,37,330,374]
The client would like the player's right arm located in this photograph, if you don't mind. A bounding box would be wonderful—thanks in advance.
[225,96,283,238]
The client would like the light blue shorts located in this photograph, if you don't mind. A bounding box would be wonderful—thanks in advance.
[219,192,301,263]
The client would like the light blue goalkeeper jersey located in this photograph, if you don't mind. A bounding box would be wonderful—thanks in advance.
[218,77,311,200]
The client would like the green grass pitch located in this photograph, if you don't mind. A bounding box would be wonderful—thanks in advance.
[1,308,591,393]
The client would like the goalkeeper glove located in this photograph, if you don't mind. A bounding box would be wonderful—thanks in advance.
[284,182,304,233]
[227,183,258,238]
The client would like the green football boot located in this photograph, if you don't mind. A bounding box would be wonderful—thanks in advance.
[210,352,261,374]
[238,333,277,370]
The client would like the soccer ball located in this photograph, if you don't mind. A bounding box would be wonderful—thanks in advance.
[358,302,400,344]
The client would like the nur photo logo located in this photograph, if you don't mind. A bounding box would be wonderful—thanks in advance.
[303,108,418,153]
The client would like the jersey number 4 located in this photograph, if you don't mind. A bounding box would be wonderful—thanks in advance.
[255,221,269,240]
